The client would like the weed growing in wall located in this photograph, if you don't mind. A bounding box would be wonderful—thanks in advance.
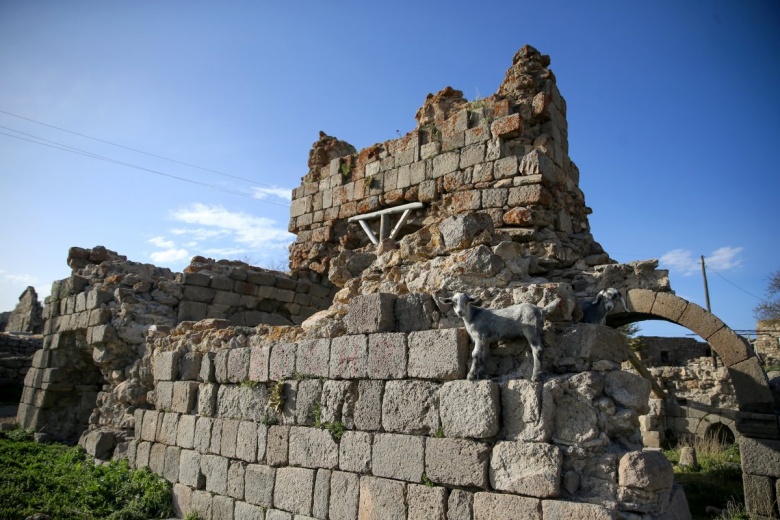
[268,379,286,414]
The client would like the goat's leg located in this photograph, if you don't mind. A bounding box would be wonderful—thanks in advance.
[524,328,544,382]
[467,338,485,380]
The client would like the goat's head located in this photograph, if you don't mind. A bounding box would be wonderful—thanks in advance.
[596,288,626,312]
[437,292,479,318]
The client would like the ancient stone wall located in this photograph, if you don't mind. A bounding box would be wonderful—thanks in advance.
[18,246,335,442]
[0,332,41,393]
[111,300,689,520]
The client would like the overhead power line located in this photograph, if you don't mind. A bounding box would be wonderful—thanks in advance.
[0,129,291,208]
[0,109,285,191]
[708,268,764,301]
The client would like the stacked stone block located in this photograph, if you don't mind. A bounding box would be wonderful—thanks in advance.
[0,332,41,390]
[176,268,334,327]
[119,297,688,519]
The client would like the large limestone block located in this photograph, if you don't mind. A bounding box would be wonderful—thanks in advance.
[472,492,541,520]
[312,469,331,519]
[178,449,204,488]
[439,213,494,251]
[728,357,776,414]
[248,344,270,382]
[235,501,266,520]
[618,450,674,513]
[382,380,440,435]
[372,432,424,483]
[500,378,555,442]
[354,380,383,431]
[163,446,181,483]
[266,425,289,467]
[407,484,447,520]
[344,293,396,334]
[425,437,490,488]
[172,483,192,519]
[270,342,297,381]
[273,466,315,516]
[244,464,276,507]
[172,381,199,414]
[550,325,628,370]
[394,293,437,332]
[447,489,474,520]
[152,351,180,381]
[367,333,407,379]
[407,328,469,380]
[236,420,259,463]
[339,430,372,474]
[330,335,368,379]
[439,380,499,438]
[228,347,250,383]
[540,500,614,519]
[80,429,115,460]
[288,426,339,469]
[490,441,562,498]
[739,436,780,478]
[191,490,213,520]
[553,394,599,445]
[330,471,360,520]
[228,460,246,500]
[217,385,268,421]
[605,371,651,415]
[321,380,356,428]
[201,453,229,495]
[358,476,407,520]
[177,414,197,449]
[296,338,331,378]
[212,495,235,520]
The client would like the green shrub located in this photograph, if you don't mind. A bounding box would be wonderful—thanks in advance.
[0,437,173,520]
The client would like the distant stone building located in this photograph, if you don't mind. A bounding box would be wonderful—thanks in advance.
[754,318,780,367]
[2,286,43,334]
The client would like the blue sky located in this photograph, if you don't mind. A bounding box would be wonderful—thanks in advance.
[0,1,778,339]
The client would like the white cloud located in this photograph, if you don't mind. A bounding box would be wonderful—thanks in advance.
[0,271,39,286]
[150,248,190,263]
[706,246,744,271]
[660,246,744,276]
[148,236,175,248]
[252,186,292,201]
[170,203,294,249]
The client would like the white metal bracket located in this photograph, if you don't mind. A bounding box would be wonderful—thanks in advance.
[347,202,424,245]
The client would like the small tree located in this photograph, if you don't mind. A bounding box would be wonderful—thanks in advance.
[619,322,644,351]
[754,269,780,321]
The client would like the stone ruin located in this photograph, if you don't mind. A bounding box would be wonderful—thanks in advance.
[1,286,43,334]
[0,287,44,408]
[14,45,780,519]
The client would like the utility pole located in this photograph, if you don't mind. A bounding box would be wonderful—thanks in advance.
[701,255,718,368]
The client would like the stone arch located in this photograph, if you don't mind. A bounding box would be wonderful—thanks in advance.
[605,289,776,416]
[697,416,737,445]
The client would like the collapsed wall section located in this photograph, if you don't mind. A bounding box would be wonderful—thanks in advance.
[116,312,689,520]
[18,246,335,442]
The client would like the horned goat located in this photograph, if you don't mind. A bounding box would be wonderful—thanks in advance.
[438,292,559,382]
[579,288,627,326]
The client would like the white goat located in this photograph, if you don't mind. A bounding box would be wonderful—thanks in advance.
[438,292,559,382]
[579,288,627,326]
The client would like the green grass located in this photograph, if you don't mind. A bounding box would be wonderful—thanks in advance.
[663,437,745,520]
[0,433,173,520]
